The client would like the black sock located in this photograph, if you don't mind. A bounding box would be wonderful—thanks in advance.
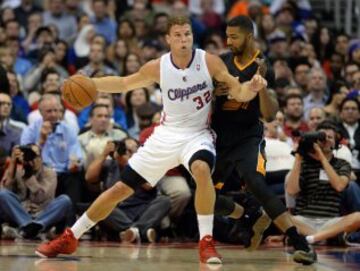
[286,227,310,252]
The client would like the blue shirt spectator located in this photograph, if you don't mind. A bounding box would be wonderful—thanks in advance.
[20,119,83,173]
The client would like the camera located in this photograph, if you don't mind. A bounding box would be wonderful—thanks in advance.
[110,140,127,158]
[19,145,37,161]
[295,131,326,158]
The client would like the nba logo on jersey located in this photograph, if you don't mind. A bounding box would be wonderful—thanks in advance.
[196,64,200,71]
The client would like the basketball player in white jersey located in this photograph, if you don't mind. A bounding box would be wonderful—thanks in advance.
[36,16,267,264]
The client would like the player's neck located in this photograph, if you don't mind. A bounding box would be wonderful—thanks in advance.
[170,50,194,70]
[235,46,258,65]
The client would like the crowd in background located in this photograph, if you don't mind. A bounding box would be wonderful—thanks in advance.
[1,0,360,245]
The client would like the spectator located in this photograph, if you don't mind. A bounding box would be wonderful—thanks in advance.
[72,24,95,68]
[343,62,359,87]
[7,71,30,126]
[324,81,349,121]
[303,67,328,119]
[122,53,142,77]
[283,93,309,139]
[20,94,83,204]
[117,19,141,55]
[90,0,116,44]
[14,0,43,29]
[25,26,55,62]
[107,39,129,75]
[78,42,117,77]
[338,98,360,181]
[264,119,294,195]
[23,47,69,94]
[293,61,311,92]
[0,93,22,154]
[0,144,73,240]
[78,93,127,131]
[125,88,150,139]
[85,138,171,242]
[21,12,43,55]
[4,20,21,40]
[335,33,350,61]
[6,38,33,78]
[78,104,127,168]
[42,0,77,43]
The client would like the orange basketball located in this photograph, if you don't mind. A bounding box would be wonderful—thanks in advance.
[62,74,97,110]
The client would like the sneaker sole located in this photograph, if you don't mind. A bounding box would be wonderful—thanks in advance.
[35,250,51,258]
[206,257,222,264]
[293,250,317,265]
[247,212,272,251]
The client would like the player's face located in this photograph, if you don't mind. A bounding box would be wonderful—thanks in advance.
[166,24,193,53]
[226,26,249,55]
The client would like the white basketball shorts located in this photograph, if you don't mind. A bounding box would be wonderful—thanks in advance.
[128,125,216,186]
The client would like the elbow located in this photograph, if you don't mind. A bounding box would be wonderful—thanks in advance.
[334,184,346,193]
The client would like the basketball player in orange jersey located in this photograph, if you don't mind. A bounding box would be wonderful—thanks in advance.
[36,16,267,264]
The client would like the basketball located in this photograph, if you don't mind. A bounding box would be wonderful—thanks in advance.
[62,74,97,110]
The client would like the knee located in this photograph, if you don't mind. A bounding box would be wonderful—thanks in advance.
[57,195,73,209]
[190,160,211,181]
[0,189,13,202]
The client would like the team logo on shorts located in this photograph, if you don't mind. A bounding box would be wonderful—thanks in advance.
[196,64,200,71]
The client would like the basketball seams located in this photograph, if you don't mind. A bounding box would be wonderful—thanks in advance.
[68,81,82,108]
[70,77,95,102]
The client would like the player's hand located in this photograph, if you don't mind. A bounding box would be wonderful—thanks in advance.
[249,73,267,92]
[255,58,267,77]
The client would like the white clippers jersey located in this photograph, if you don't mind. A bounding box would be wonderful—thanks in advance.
[159,49,214,131]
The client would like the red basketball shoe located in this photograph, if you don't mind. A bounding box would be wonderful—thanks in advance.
[199,235,222,264]
[35,228,78,258]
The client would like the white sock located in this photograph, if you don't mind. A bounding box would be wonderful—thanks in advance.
[71,213,96,239]
[197,214,214,239]
[306,235,315,244]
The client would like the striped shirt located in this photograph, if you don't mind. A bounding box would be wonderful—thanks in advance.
[294,157,351,218]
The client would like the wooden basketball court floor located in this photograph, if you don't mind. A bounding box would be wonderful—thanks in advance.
[0,241,359,271]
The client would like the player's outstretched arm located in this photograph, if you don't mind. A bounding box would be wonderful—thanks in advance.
[92,59,160,93]
[207,53,267,102]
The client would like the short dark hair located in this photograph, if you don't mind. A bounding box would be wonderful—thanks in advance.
[284,93,303,106]
[166,16,191,34]
[226,15,254,34]
[41,68,59,84]
[90,104,109,117]
[339,97,360,112]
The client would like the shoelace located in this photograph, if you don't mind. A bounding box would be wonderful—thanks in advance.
[203,239,217,254]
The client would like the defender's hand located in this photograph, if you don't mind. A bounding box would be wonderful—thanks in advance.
[249,73,267,92]
[255,58,267,77]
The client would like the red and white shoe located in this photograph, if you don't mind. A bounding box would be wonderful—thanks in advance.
[199,235,222,264]
[35,228,78,258]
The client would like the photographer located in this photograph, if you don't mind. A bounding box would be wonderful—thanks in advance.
[0,144,73,239]
[285,121,360,245]
[85,137,170,242]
